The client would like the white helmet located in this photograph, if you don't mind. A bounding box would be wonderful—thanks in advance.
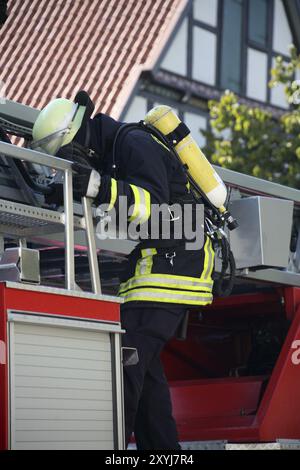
[31,98,86,155]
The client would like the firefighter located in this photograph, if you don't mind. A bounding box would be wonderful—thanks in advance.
[31,91,215,450]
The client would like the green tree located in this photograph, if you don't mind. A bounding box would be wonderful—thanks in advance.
[204,45,300,189]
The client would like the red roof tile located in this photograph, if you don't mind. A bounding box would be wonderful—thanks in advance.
[0,0,187,117]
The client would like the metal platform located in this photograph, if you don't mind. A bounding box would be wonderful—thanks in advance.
[129,439,300,450]
[0,198,83,237]
[0,99,39,138]
[225,440,300,450]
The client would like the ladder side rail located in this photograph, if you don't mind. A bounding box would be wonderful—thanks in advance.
[0,141,76,290]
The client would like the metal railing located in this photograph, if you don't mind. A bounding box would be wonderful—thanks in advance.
[0,140,101,294]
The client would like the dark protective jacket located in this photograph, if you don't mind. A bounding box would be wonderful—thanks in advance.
[76,113,215,307]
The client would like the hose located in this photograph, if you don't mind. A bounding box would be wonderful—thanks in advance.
[0,126,52,195]
[213,236,236,297]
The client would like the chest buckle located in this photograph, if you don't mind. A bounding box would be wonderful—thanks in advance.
[165,251,176,266]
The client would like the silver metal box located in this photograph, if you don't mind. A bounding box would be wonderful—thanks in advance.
[0,247,40,283]
[228,196,294,269]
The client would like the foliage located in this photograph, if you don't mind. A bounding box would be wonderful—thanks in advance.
[203,45,300,188]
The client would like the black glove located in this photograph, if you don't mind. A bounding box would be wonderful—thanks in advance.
[72,163,101,200]
[44,164,101,206]
[44,182,64,206]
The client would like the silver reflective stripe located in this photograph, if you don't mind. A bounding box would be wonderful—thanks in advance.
[138,248,157,275]
[120,275,212,291]
[121,290,212,304]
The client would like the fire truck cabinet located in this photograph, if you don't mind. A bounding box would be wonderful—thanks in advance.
[0,282,124,450]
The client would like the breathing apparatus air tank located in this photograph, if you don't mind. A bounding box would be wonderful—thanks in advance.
[144,105,237,230]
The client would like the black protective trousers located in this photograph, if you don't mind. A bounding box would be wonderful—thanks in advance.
[121,304,186,450]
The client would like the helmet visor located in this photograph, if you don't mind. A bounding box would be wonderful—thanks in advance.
[31,128,71,155]
[31,103,79,155]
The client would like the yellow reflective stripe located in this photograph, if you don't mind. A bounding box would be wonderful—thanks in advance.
[134,248,157,276]
[107,178,117,211]
[134,272,213,284]
[200,237,214,282]
[129,184,140,221]
[203,237,214,280]
[122,296,212,306]
[201,237,210,280]
[129,184,151,223]
[207,238,215,280]
[119,288,213,305]
[119,273,213,293]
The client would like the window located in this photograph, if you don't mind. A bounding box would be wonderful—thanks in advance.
[193,0,218,26]
[249,0,268,47]
[220,0,243,93]
[158,0,296,109]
